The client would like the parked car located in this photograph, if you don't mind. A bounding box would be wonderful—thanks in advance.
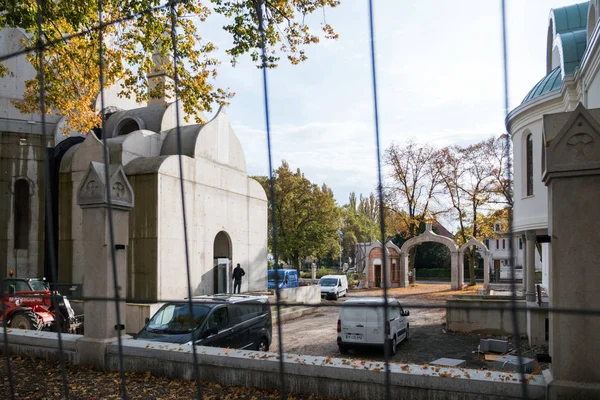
[267,269,299,289]
[337,297,409,355]
[135,294,272,351]
[319,275,348,300]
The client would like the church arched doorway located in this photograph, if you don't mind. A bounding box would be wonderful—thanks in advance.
[213,231,232,294]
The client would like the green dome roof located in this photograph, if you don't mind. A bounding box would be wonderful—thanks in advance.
[552,2,588,34]
[521,66,562,104]
[521,2,589,106]
[558,29,588,75]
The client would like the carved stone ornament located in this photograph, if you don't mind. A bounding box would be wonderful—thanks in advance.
[77,161,134,210]
[543,103,600,183]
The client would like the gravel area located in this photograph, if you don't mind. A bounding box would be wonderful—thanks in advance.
[271,283,546,370]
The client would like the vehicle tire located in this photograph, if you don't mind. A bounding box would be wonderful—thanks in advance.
[388,336,397,356]
[338,344,348,355]
[10,310,42,331]
[257,338,269,352]
[333,293,338,301]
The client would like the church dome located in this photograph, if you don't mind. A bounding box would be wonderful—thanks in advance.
[521,66,563,104]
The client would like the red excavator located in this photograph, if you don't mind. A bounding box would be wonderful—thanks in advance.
[1,272,83,334]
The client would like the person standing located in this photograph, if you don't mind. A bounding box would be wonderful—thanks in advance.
[232,263,246,294]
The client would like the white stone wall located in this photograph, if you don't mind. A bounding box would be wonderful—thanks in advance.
[0,27,60,133]
[156,156,267,300]
[586,72,600,108]
[511,119,549,234]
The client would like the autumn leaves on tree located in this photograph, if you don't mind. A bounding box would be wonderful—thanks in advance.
[254,161,341,270]
[0,0,340,134]
[384,136,511,286]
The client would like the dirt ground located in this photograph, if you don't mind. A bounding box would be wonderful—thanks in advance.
[0,356,335,400]
[271,283,545,370]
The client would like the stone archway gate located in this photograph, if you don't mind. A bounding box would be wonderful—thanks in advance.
[398,222,490,289]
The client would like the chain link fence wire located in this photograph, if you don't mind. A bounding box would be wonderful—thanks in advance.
[254,1,288,399]
[167,1,205,398]
[499,1,528,398]
[96,0,129,397]
[1,1,599,399]
[366,1,392,397]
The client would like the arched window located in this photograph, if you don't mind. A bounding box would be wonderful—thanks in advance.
[526,134,534,196]
[14,179,31,249]
[117,119,141,136]
[113,117,143,137]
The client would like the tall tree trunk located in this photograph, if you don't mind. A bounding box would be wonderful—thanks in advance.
[468,247,477,286]
[408,247,417,284]
[292,253,300,272]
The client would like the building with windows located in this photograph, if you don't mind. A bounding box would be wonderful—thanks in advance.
[482,220,542,282]
[507,1,600,298]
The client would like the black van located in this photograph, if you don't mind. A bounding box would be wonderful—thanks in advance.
[135,294,272,351]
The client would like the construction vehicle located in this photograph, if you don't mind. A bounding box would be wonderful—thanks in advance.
[1,273,83,334]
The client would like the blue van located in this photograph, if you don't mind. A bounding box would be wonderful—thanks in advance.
[268,269,299,289]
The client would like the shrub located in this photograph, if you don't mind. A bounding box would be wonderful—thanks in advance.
[416,268,451,279]
[316,268,336,279]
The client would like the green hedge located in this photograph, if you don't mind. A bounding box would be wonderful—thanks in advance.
[416,268,451,279]
[300,268,338,279]
[417,268,484,279]
[300,269,360,286]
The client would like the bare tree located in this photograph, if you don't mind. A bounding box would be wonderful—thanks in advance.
[384,140,444,283]
[438,138,501,285]
[486,135,514,206]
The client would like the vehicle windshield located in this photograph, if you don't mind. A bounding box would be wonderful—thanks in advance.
[147,303,211,334]
[319,278,338,287]
[29,280,49,291]
[268,271,285,282]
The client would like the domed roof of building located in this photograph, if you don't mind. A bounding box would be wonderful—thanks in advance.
[521,66,563,104]
[551,2,588,34]
[557,28,588,75]
[521,2,589,106]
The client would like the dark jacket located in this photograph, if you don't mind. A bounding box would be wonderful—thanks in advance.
[232,266,246,281]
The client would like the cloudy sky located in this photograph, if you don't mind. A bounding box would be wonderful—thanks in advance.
[201,0,582,205]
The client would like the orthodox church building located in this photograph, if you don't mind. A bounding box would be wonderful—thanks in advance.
[0,26,268,301]
[507,1,600,300]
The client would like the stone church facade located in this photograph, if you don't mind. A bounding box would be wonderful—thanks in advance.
[0,26,268,301]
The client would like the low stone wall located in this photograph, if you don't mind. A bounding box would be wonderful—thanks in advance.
[276,284,321,305]
[446,296,527,335]
[0,329,80,363]
[299,278,319,286]
[0,328,547,399]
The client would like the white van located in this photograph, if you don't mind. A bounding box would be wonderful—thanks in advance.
[337,297,409,355]
[319,275,348,300]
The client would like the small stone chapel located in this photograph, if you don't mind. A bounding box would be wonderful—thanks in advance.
[0,26,268,305]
